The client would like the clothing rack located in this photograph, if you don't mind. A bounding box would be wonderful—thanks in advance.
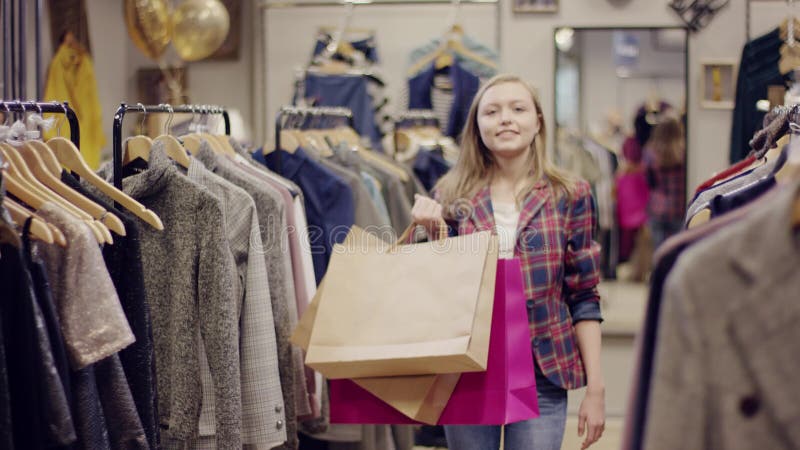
[393,110,441,154]
[394,109,440,129]
[112,103,231,190]
[0,100,80,147]
[274,105,354,151]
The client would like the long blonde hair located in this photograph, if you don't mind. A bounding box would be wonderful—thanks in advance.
[434,74,578,214]
[647,116,684,169]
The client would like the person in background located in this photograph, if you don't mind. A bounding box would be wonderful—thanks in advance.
[411,74,605,450]
[644,116,686,249]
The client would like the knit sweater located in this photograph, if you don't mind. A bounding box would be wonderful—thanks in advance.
[95,147,242,447]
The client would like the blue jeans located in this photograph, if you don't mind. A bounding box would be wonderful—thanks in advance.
[444,364,567,450]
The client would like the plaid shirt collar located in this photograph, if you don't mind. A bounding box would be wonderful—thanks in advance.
[468,180,550,237]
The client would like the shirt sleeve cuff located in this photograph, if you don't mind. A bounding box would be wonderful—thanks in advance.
[570,300,603,324]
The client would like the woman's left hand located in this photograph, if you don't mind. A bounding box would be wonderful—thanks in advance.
[577,388,605,449]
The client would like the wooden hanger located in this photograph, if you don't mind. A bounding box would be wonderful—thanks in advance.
[305,130,334,157]
[182,134,205,155]
[3,197,56,245]
[779,44,800,75]
[152,104,191,168]
[182,129,224,155]
[780,17,800,41]
[19,141,127,236]
[210,134,237,157]
[47,136,165,231]
[0,143,109,243]
[30,138,64,177]
[153,134,191,168]
[358,146,410,182]
[123,135,154,164]
[123,105,156,165]
[687,208,710,229]
[408,25,497,76]
[277,129,301,153]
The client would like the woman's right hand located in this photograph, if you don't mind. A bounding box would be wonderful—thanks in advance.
[411,194,444,239]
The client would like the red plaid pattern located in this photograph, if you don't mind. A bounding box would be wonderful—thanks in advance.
[648,165,686,222]
[457,180,601,390]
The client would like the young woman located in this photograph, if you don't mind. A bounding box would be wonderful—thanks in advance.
[644,116,686,249]
[411,74,605,450]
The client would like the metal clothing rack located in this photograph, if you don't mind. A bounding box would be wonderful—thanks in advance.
[274,105,354,151]
[0,100,80,148]
[394,109,440,129]
[393,109,440,154]
[112,103,231,189]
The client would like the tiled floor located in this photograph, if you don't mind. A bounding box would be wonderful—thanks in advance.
[411,279,648,450]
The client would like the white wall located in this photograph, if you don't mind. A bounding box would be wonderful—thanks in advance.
[19,0,794,183]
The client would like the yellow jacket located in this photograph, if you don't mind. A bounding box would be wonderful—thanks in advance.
[44,42,106,169]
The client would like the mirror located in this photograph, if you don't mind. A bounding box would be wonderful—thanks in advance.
[554,27,688,286]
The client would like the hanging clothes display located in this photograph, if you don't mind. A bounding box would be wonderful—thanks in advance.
[622,104,800,450]
[386,118,455,192]
[60,172,160,450]
[301,73,384,150]
[729,20,800,164]
[399,25,498,138]
[0,96,427,450]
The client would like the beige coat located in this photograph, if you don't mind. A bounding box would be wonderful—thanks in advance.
[644,180,800,450]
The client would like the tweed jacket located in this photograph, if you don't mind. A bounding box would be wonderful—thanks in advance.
[194,145,304,449]
[185,156,287,449]
[452,179,602,390]
[644,180,800,450]
[96,148,242,447]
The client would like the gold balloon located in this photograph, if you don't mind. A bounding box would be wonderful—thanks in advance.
[124,0,171,61]
[171,0,230,62]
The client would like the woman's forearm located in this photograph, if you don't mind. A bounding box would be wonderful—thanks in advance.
[575,320,604,392]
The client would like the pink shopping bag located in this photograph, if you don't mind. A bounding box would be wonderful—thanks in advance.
[330,258,539,425]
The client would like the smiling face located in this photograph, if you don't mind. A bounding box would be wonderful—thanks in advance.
[476,81,541,158]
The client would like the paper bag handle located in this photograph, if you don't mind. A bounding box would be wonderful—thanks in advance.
[393,220,449,248]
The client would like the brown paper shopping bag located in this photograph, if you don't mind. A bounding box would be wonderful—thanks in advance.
[305,225,498,379]
[292,282,460,424]
[291,227,460,423]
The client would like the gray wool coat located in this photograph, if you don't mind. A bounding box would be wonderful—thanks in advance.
[95,147,242,448]
[645,179,800,450]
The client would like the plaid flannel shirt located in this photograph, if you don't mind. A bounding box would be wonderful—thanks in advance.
[454,179,602,390]
[647,164,686,223]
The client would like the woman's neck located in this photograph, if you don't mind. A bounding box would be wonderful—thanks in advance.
[490,149,533,202]
[491,150,531,187]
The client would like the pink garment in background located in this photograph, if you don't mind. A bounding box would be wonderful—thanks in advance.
[616,170,650,230]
